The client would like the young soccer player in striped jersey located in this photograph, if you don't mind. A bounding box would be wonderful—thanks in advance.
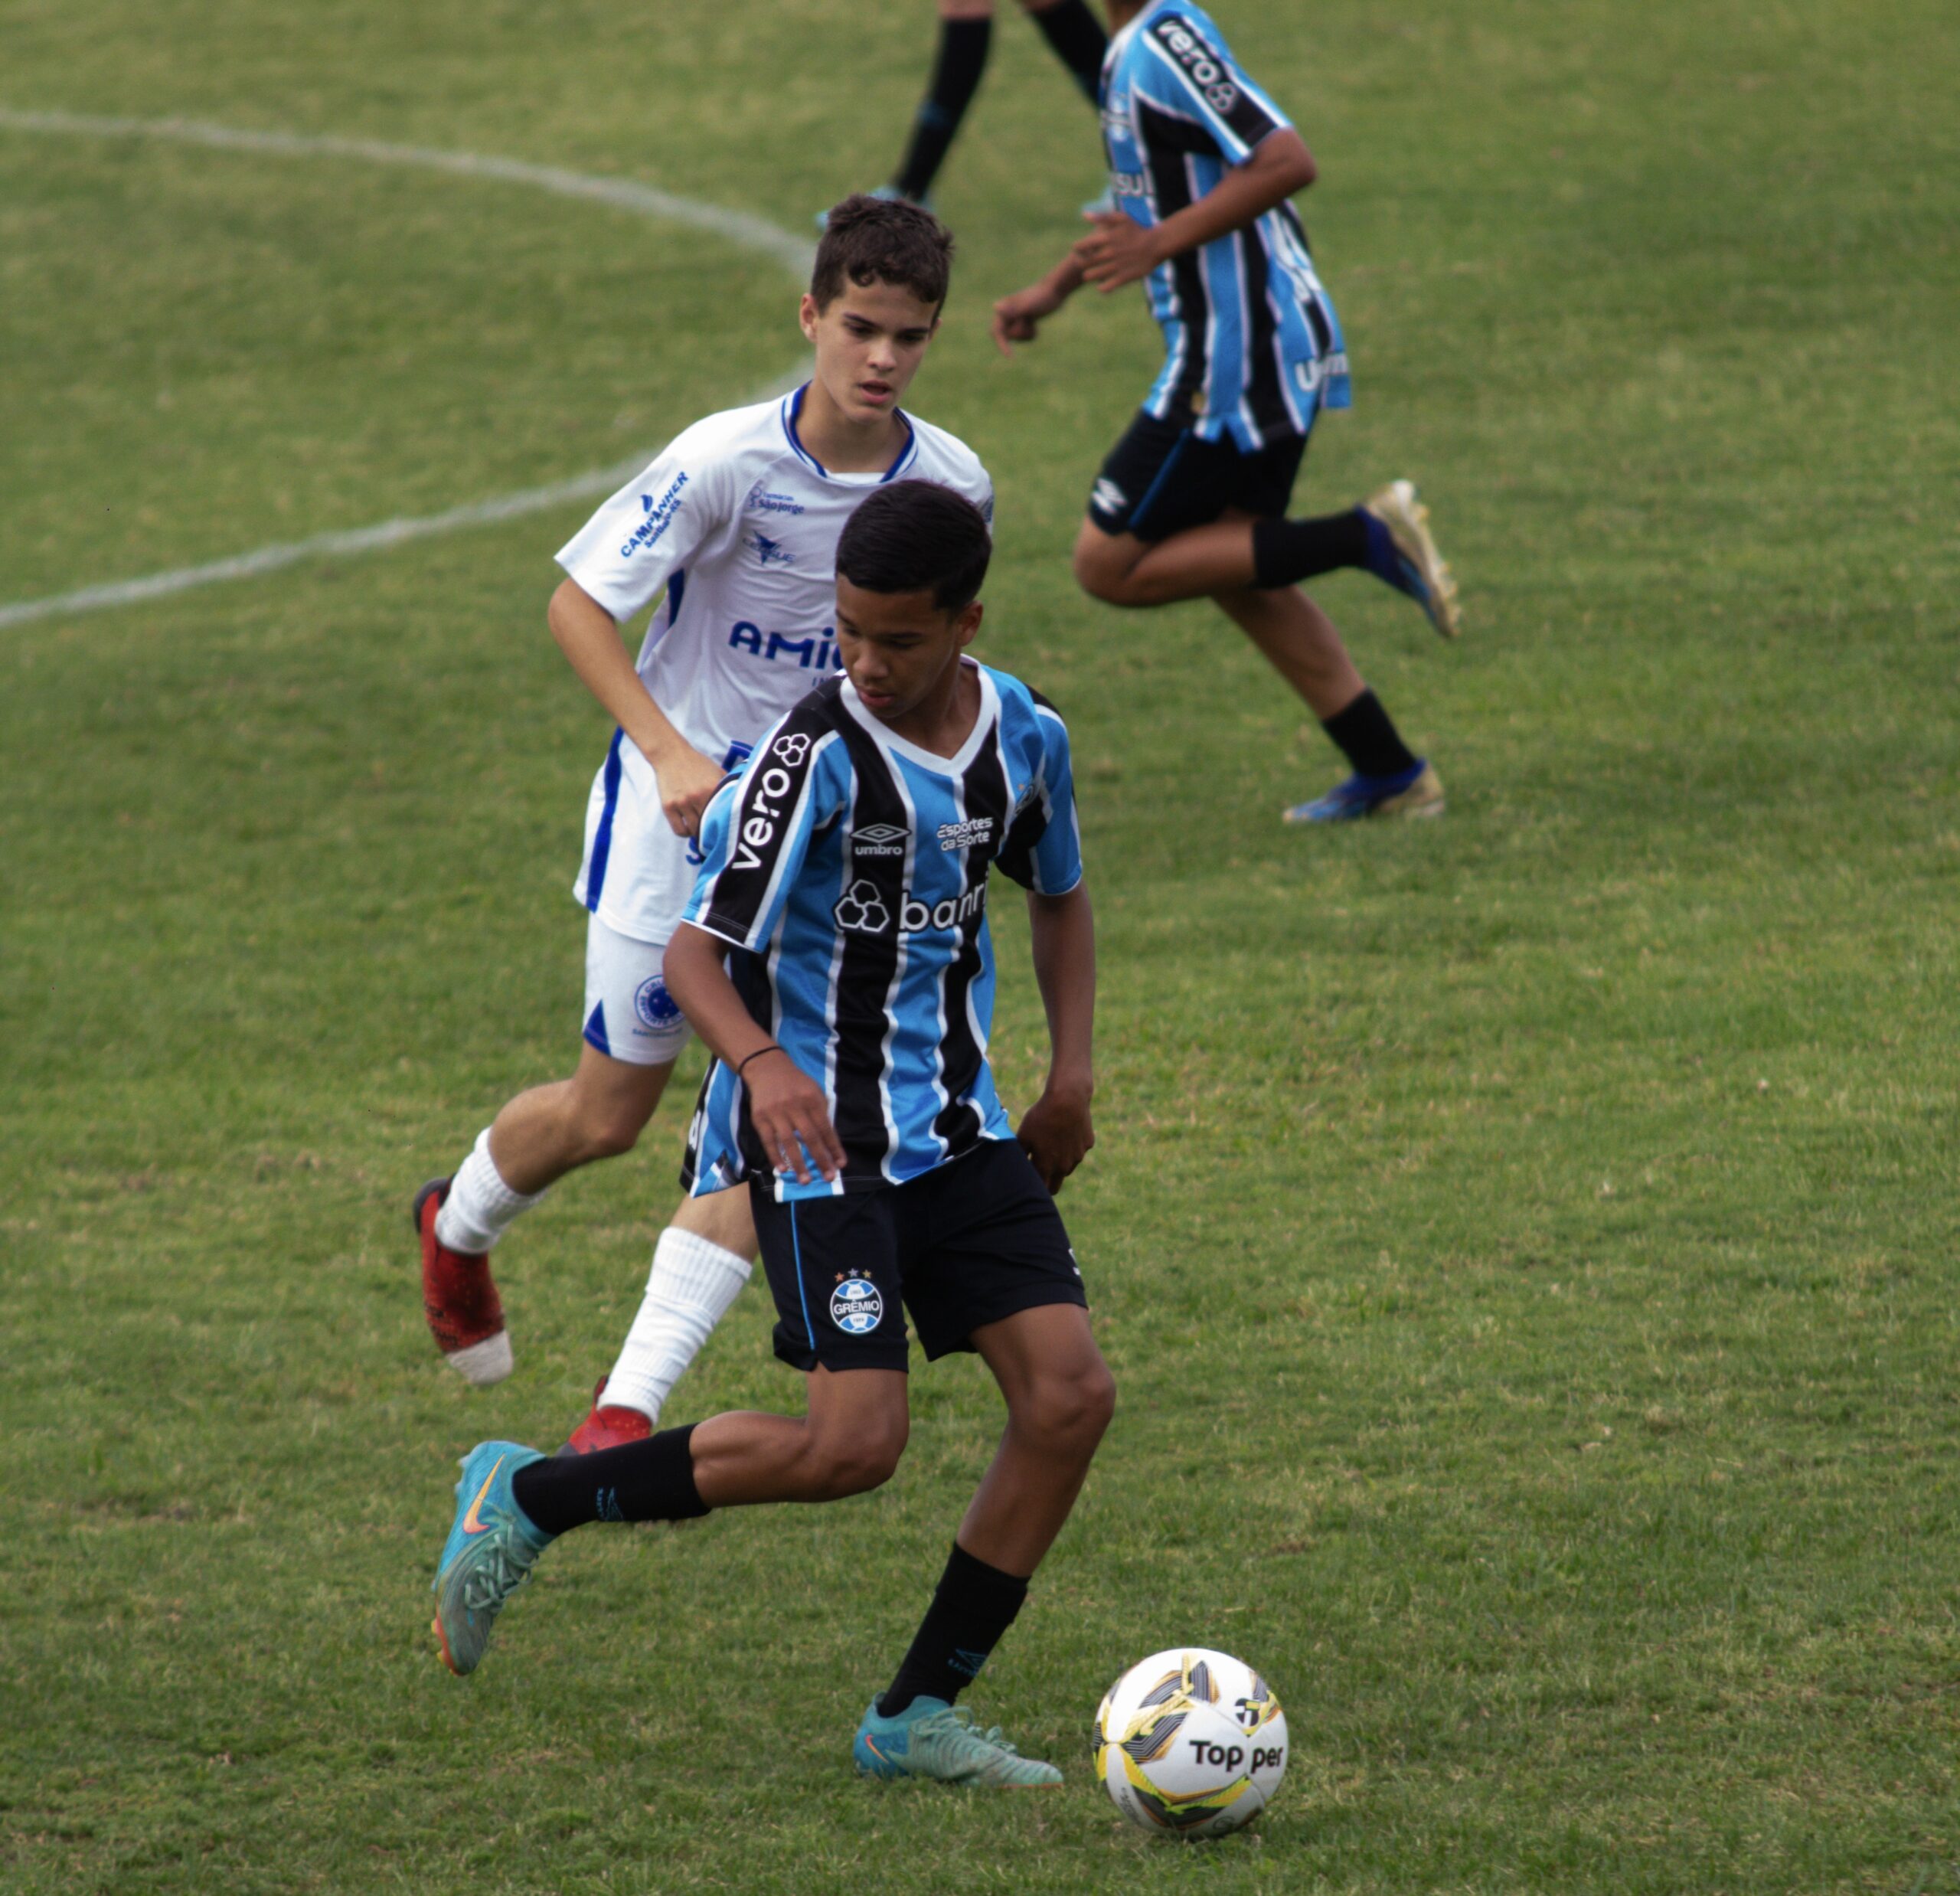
[992,0,1462,822]
[429,483,1111,1788]
[413,201,995,1457]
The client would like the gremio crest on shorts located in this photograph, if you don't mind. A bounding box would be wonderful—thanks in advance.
[829,1277,884,1334]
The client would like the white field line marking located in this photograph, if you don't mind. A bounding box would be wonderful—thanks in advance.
[0,110,815,631]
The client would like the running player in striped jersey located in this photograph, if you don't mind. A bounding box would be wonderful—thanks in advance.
[429,483,1111,1789]
[413,200,994,1453]
[992,0,1462,822]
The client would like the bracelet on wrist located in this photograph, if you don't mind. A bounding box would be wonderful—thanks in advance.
[735,1044,786,1078]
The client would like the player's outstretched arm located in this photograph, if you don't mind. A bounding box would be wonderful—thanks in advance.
[1073,129,1318,293]
[547,577,726,838]
[663,921,845,1185]
[1016,881,1096,1192]
[991,253,1089,355]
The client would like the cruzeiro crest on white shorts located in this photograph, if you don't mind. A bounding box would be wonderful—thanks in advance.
[829,1277,884,1335]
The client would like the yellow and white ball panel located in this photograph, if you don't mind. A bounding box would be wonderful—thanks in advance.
[1094,1647,1288,1839]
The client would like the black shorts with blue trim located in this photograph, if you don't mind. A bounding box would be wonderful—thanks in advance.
[748,1139,1088,1373]
[1088,409,1309,543]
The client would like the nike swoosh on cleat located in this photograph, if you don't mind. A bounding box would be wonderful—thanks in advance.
[462,1455,507,1535]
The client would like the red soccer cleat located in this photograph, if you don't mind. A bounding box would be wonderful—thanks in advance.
[562,1375,653,1455]
[413,1177,512,1386]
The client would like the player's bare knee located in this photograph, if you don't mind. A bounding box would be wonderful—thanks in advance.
[570,1108,644,1162]
[804,1421,907,1499]
[1072,543,1138,606]
[1017,1358,1116,1456]
[822,1448,901,1499]
[1076,1358,1118,1445]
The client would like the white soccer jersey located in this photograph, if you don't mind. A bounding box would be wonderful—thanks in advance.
[555,386,994,943]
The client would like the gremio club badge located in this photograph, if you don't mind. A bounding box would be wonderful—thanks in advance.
[829,1277,883,1335]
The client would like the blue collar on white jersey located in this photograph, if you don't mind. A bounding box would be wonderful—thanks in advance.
[781,384,919,482]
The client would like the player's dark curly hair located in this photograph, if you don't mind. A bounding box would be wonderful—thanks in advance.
[811,195,956,312]
[837,481,991,613]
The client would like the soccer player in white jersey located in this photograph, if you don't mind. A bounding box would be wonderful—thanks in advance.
[414,198,995,1456]
[992,0,1461,822]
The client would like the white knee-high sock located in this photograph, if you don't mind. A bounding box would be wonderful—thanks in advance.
[603,1228,753,1422]
[435,1129,548,1255]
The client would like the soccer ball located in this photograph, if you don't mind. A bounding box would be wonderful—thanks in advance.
[1094,1647,1287,1839]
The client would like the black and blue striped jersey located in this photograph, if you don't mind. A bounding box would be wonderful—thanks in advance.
[680,662,1083,1202]
[1101,0,1351,448]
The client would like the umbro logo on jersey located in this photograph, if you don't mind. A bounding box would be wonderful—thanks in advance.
[936,817,993,852]
[851,823,909,859]
[619,472,689,559]
[746,530,795,567]
[743,479,806,516]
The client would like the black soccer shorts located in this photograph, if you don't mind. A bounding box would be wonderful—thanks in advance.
[748,1139,1088,1373]
[1087,408,1309,542]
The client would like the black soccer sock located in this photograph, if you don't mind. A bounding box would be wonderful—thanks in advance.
[1321,688,1419,780]
[510,1424,710,1537]
[893,15,993,202]
[1028,0,1109,103]
[877,1541,1029,1718]
[1250,508,1372,590]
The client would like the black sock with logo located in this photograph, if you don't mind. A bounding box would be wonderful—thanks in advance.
[1250,508,1371,589]
[877,1542,1030,1718]
[1030,0,1109,103]
[893,16,993,201]
[1321,688,1419,780]
[510,1424,709,1537]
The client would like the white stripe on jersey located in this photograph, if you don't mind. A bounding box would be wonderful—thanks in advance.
[873,759,923,1185]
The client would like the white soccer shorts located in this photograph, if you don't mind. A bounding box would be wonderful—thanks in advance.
[581,914,692,1067]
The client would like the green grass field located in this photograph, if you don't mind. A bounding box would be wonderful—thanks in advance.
[3,0,1957,1888]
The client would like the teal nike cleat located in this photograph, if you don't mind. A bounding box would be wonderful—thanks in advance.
[1361,479,1462,639]
[853,1697,1063,1786]
[430,1440,554,1676]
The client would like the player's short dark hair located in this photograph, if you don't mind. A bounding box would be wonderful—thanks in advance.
[811,195,955,312]
[837,482,992,613]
